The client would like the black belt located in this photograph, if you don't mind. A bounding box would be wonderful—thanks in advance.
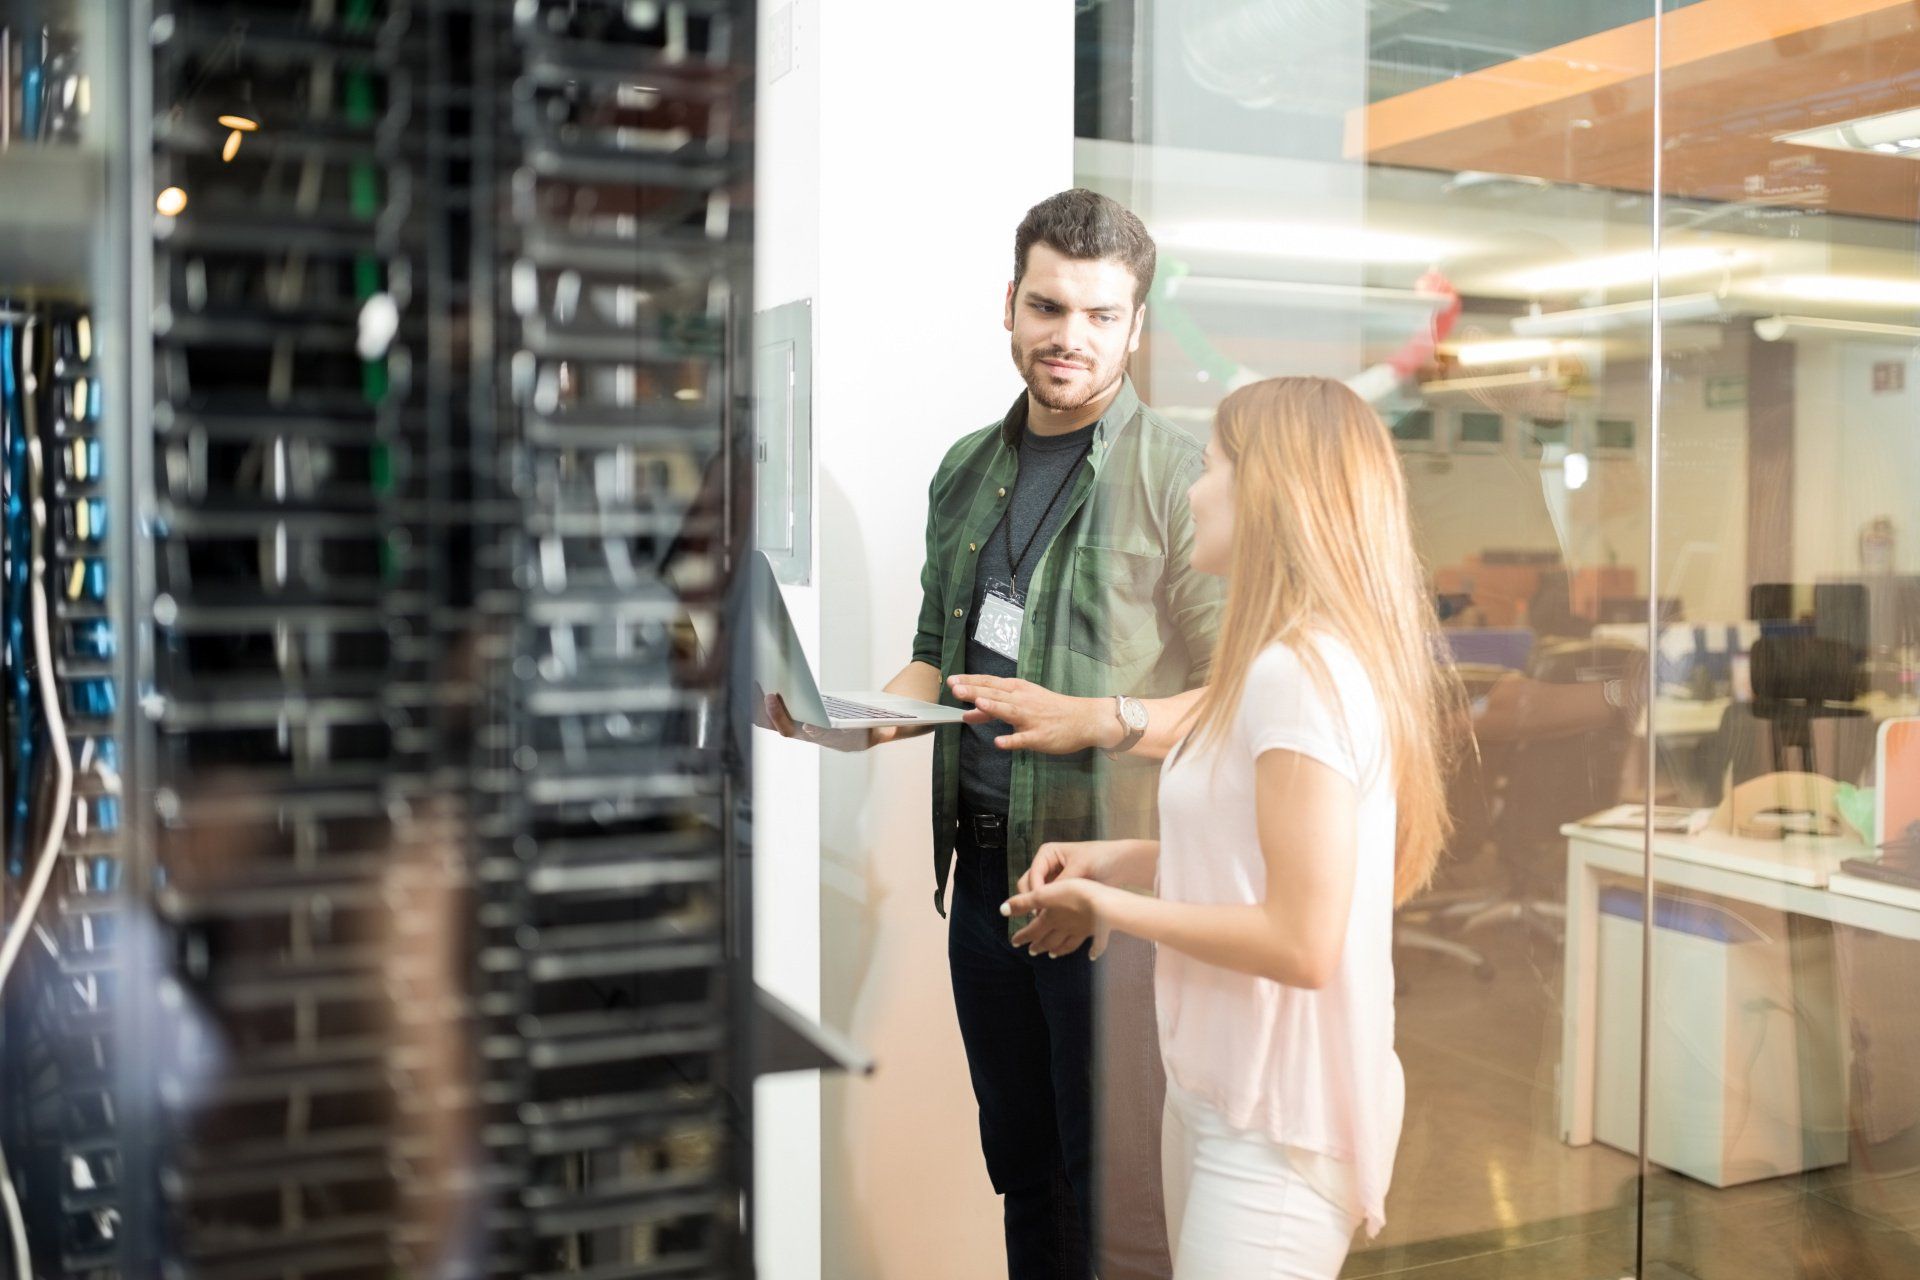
[959,807,1008,851]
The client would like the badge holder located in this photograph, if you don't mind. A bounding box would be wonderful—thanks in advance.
[975,589,1025,662]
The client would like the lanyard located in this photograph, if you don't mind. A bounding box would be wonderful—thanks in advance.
[1001,440,1092,588]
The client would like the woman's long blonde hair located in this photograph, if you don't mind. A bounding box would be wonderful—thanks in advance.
[1184,377,1463,905]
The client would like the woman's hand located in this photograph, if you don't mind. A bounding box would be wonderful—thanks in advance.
[1002,879,1116,960]
[948,674,1119,754]
[1018,840,1119,894]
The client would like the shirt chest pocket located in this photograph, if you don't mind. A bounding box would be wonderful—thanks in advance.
[1067,545,1164,668]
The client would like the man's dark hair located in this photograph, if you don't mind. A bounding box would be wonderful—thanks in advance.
[1012,188,1157,309]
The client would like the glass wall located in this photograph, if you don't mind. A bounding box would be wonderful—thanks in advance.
[1646,4,1920,1275]
[1076,1,1920,1275]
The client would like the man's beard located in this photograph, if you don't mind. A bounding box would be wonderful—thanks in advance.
[1014,339,1118,412]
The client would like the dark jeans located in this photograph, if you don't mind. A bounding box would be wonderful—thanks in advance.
[949,807,1095,1280]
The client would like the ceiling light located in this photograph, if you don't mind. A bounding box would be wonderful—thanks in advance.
[1504,247,1747,294]
[1158,220,1456,265]
[155,186,188,217]
[1162,275,1450,315]
[1419,369,1563,396]
[1564,452,1590,491]
[1754,314,1920,342]
[1747,275,1920,308]
[1778,106,1920,157]
[1446,338,1589,367]
[217,114,259,163]
[1510,292,1730,337]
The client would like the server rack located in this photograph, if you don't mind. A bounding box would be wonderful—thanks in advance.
[476,3,754,1276]
[0,1,759,1275]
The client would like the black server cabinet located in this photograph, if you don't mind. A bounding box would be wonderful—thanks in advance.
[0,1,758,1276]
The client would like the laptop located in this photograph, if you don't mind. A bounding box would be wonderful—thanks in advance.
[751,551,966,730]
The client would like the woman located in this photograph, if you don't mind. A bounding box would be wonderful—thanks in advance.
[1000,376,1460,1277]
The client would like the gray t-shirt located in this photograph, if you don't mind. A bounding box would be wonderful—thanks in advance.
[958,419,1096,814]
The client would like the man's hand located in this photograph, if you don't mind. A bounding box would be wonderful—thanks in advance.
[947,674,1120,754]
[755,685,895,753]
[1002,878,1115,960]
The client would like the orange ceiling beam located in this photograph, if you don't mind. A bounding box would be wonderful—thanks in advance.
[1351,0,1917,157]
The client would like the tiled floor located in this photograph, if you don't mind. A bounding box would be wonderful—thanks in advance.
[1347,923,1920,1278]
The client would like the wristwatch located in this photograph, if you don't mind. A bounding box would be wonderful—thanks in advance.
[1107,695,1149,758]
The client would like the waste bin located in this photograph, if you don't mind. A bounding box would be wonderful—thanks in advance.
[1592,885,1848,1186]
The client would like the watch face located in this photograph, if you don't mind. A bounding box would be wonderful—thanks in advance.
[1122,699,1149,731]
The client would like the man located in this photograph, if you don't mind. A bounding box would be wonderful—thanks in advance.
[765,188,1220,1279]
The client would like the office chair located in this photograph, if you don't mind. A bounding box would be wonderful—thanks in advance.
[1453,639,1643,945]
[1702,634,1876,802]
[1396,734,1500,984]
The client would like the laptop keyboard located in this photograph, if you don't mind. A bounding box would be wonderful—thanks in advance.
[822,696,898,721]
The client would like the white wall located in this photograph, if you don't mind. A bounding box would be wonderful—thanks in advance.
[1655,341,1753,624]
[752,0,822,1274]
[752,3,1075,1278]
[1405,328,1920,631]
[1793,335,1920,580]
[1401,344,1752,627]
[810,4,1073,1279]
[1405,445,1598,573]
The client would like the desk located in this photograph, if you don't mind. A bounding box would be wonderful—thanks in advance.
[1558,822,1920,1146]
[1828,870,1920,912]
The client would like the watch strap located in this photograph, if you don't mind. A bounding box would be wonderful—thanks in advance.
[1108,694,1146,756]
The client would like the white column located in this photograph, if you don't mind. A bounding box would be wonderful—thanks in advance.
[754,2,1074,1277]
[753,0,824,1275]
[816,1,1073,1277]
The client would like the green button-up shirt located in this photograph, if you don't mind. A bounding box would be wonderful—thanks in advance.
[913,376,1223,916]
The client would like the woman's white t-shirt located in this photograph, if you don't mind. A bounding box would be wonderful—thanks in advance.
[1155,636,1404,1237]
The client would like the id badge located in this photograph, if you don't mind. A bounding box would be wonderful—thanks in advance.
[975,591,1025,662]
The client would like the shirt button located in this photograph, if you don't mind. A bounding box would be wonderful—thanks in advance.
[953,608,964,618]
[968,542,977,552]
[997,487,1007,498]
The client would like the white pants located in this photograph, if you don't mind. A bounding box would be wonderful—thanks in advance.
[1161,1084,1361,1280]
